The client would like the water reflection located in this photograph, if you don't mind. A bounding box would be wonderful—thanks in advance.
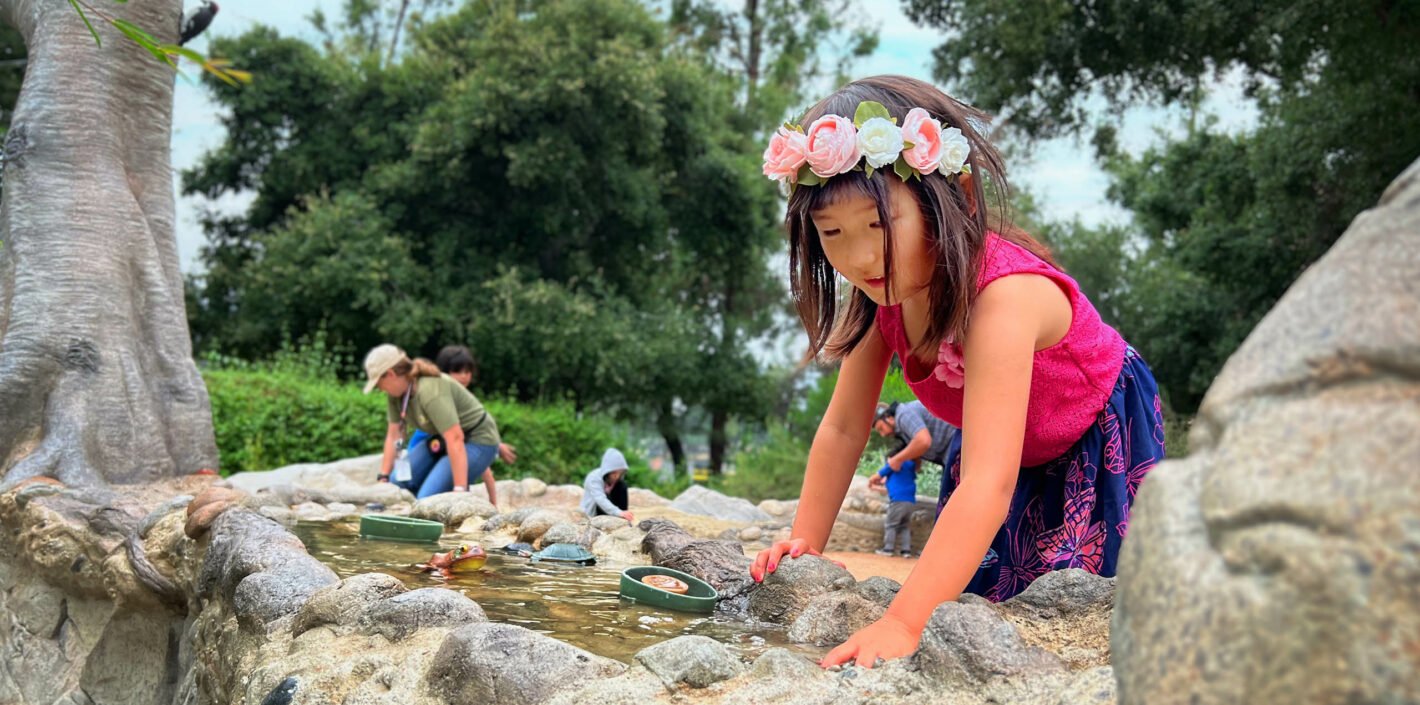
[292,521,819,663]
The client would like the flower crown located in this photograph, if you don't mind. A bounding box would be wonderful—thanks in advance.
[762,100,971,191]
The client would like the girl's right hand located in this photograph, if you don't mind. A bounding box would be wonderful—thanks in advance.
[750,538,844,583]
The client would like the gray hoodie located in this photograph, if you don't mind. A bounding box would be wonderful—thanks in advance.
[580,448,628,517]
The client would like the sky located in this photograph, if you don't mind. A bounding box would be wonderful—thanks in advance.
[170,0,1259,275]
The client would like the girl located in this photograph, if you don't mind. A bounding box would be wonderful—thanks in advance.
[363,344,505,503]
[751,75,1165,668]
[411,345,518,471]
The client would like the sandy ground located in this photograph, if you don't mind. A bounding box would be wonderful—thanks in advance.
[824,550,919,584]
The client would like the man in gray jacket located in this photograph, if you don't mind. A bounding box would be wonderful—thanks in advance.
[581,448,634,522]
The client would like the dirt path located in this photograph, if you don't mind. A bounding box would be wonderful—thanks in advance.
[823,550,919,584]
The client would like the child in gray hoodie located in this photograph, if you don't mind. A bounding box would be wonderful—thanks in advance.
[581,448,634,522]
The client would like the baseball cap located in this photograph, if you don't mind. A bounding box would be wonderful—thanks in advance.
[362,344,407,394]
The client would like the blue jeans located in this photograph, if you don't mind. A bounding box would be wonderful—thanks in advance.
[398,437,498,499]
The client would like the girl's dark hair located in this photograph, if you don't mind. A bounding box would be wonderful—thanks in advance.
[392,357,441,380]
[435,345,478,378]
[787,75,1055,362]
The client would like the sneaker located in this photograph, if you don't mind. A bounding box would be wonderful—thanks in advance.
[874,548,894,556]
[899,551,914,558]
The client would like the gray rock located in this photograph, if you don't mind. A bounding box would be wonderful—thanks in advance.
[359,588,487,641]
[1055,666,1116,705]
[634,635,744,689]
[852,576,901,609]
[291,502,331,521]
[482,507,537,532]
[915,602,1064,686]
[254,483,322,506]
[738,526,763,542]
[540,522,584,548]
[520,477,547,497]
[670,485,772,522]
[427,623,625,704]
[1114,159,1420,704]
[1007,568,1114,617]
[747,647,823,681]
[590,515,629,532]
[411,493,498,526]
[516,509,568,544]
[199,510,338,632]
[747,555,855,625]
[256,505,294,524]
[325,502,358,519]
[639,518,698,563]
[717,528,740,542]
[639,518,753,605]
[787,592,885,646]
[293,573,407,637]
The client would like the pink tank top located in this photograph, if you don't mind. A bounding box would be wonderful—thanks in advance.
[876,233,1127,466]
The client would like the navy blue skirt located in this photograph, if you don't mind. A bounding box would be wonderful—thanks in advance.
[937,347,1166,602]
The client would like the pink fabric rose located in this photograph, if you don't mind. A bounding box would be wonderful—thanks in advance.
[934,338,965,389]
[805,115,861,178]
[762,126,809,182]
[900,107,944,175]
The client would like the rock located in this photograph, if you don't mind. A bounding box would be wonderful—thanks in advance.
[1054,666,1116,705]
[325,502,358,519]
[717,528,740,542]
[738,526,763,542]
[787,592,885,646]
[184,500,233,539]
[1114,159,1420,705]
[427,623,625,705]
[359,588,487,641]
[517,509,569,544]
[914,602,1064,686]
[747,648,822,681]
[747,555,855,625]
[186,486,246,517]
[639,518,698,563]
[669,486,772,522]
[199,510,339,632]
[255,483,323,506]
[411,494,498,526]
[628,487,671,507]
[540,522,581,548]
[634,635,744,689]
[257,505,294,524]
[292,573,407,637]
[519,477,547,497]
[590,527,647,563]
[590,515,630,532]
[1006,569,1113,617]
[852,576,901,609]
[291,502,331,521]
[756,499,796,517]
[483,508,537,532]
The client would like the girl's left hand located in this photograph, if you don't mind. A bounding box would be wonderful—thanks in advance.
[819,614,922,669]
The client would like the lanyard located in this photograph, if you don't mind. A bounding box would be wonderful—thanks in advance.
[396,384,413,448]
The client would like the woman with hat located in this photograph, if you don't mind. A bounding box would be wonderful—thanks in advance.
[363,344,502,504]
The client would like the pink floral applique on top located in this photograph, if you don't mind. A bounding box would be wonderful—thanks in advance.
[934,338,965,389]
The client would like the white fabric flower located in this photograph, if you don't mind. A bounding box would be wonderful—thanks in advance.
[856,117,905,169]
[939,127,971,174]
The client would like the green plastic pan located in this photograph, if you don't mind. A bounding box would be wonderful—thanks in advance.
[359,514,444,543]
[619,566,719,614]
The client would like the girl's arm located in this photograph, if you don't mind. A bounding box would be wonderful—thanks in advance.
[751,325,892,581]
[822,274,1065,668]
[378,422,401,480]
[442,424,468,489]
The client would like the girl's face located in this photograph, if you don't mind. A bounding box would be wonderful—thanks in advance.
[450,369,473,388]
[810,179,934,307]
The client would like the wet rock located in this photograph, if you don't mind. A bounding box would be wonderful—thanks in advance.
[1007,568,1113,617]
[669,486,771,523]
[787,591,885,646]
[517,509,569,544]
[325,502,358,519]
[291,502,331,522]
[540,522,582,548]
[852,576,901,609]
[358,588,486,641]
[590,515,630,532]
[411,494,497,526]
[914,601,1064,686]
[427,623,625,705]
[257,505,294,525]
[634,635,744,689]
[748,648,822,681]
[293,573,407,637]
[747,555,855,625]
[1114,159,1420,705]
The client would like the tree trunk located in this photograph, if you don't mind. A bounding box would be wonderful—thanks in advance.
[657,400,685,472]
[708,409,727,475]
[0,0,219,486]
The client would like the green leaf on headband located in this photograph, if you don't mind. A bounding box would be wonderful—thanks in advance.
[893,155,914,182]
[797,164,822,186]
[903,139,915,149]
[783,121,804,133]
[865,165,875,179]
[853,101,892,129]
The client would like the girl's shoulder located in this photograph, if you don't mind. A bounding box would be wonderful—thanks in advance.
[976,233,1064,292]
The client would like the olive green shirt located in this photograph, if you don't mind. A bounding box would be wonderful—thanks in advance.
[387,375,501,447]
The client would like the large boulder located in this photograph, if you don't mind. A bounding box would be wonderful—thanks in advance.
[410,493,498,526]
[1114,159,1420,703]
[786,591,884,646]
[668,486,772,523]
[426,623,625,705]
[634,635,744,689]
[746,554,855,625]
[639,519,753,609]
[915,601,1065,686]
